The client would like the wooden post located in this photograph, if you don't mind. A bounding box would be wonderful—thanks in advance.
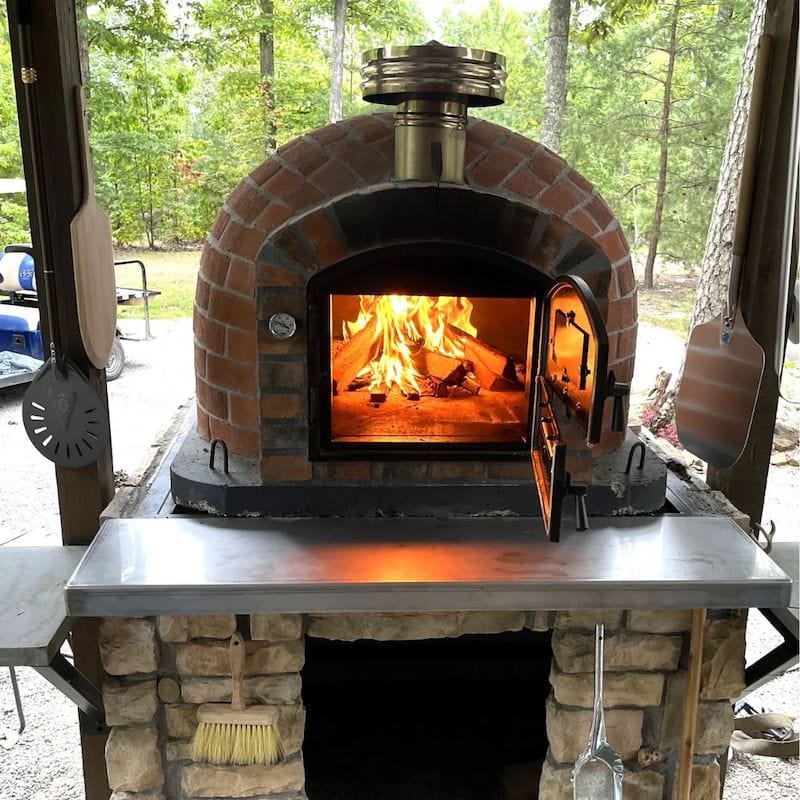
[706,0,798,525]
[6,1,114,798]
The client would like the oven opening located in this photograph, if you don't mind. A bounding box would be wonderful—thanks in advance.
[302,630,553,800]
[330,293,535,445]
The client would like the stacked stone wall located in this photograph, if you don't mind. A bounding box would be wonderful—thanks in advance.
[98,609,745,800]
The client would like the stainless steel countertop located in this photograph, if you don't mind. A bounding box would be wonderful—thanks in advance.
[0,546,87,666]
[64,516,791,616]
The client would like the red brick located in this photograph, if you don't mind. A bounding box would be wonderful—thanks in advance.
[308,159,360,196]
[261,393,305,419]
[269,228,316,271]
[617,325,637,361]
[348,114,392,142]
[316,461,371,480]
[502,167,548,199]
[206,352,257,394]
[194,308,225,354]
[194,343,206,379]
[278,137,328,175]
[258,328,305,356]
[430,462,485,480]
[226,327,257,363]
[505,131,538,158]
[537,178,589,217]
[211,209,231,240]
[467,120,506,149]
[374,134,395,163]
[260,454,313,482]
[226,257,255,297]
[568,169,594,194]
[228,180,267,224]
[530,148,568,185]
[567,208,602,238]
[464,140,485,169]
[256,263,307,288]
[200,244,229,286]
[209,417,259,458]
[309,122,349,147]
[586,193,615,231]
[196,375,228,419]
[301,210,347,267]
[606,295,637,332]
[196,407,210,439]
[195,275,211,311]
[229,393,259,429]
[262,167,305,205]
[615,258,637,297]
[328,139,391,183]
[260,360,304,388]
[219,219,266,262]
[596,226,630,265]
[253,202,293,233]
[468,146,526,187]
[208,286,256,331]
[250,158,281,186]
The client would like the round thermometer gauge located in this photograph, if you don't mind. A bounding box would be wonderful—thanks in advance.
[267,312,297,339]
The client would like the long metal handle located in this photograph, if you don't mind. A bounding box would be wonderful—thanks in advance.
[589,623,607,748]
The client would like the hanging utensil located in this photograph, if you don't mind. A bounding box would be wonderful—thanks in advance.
[71,85,118,369]
[16,13,110,468]
[676,36,772,469]
[573,624,623,800]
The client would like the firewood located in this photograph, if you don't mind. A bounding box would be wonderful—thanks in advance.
[332,317,378,394]
[449,325,519,382]
[415,348,463,381]
[462,374,481,395]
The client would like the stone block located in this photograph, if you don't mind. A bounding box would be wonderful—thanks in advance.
[546,697,643,762]
[628,610,693,633]
[306,611,525,641]
[251,613,303,641]
[176,640,304,676]
[553,630,681,673]
[110,793,165,800]
[165,703,197,739]
[157,677,181,704]
[550,667,664,708]
[526,611,552,631]
[158,615,237,642]
[180,759,305,797]
[671,762,720,800]
[100,618,159,676]
[701,618,746,700]
[181,674,302,705]
[166,740,191,761]
[158,616,189,642]
[105,726,164,793]
[536,761,571,800]
[554,610,624,630]
[660,672,734,753]
[278,704,306,755]
[103,679,157,726]
[538,760,665,800]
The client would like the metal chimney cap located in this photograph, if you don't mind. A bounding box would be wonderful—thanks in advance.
[361,41,507,108]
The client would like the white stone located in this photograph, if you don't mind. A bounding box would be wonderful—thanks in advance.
[180,758,305,797]
[545,697,643,763]
[701,617,746,700]
[176,640,304,676]
[99,618,158,676]
[553,630,681,673]
[671,762,720,800]
[538,760,664,800]
[103,679,157,726]
[550,667,664,707]
[158,615,237,642]
[277,705,305,756]
[526,610,552,631]
[166,740,191,761]
[165,703,197,739]
[110,793,165,800]
[628,610,693,633]
[105,726,163,793]
[250,614,303,641]
[180,674,302,705]
[306,611,525,641]
[554,610,624,630]
[157,677,181,704]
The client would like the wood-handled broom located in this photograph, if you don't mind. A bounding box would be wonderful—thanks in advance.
[190,632,284,766]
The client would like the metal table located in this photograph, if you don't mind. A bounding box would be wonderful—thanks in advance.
[65,515,791,616]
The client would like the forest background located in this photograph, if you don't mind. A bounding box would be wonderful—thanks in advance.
[0,0,759,294]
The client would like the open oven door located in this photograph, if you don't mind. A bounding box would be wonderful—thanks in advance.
[531,276,611,541]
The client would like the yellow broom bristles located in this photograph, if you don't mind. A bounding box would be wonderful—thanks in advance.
[190,721,284,766]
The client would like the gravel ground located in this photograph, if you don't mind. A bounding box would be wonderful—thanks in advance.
[0,320,797,799]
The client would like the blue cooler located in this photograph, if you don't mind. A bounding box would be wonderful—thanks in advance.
[0,305,43,360]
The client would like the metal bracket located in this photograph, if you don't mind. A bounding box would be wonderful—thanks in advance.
[33,653,106,733]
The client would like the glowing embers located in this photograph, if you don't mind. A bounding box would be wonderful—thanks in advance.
[330,294,534,444]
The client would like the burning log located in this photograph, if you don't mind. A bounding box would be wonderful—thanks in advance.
[448,325,521,391]
[332,318,379,395]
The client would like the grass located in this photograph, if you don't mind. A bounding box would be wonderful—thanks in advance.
[113,248,200,321]
[637,287,695,337]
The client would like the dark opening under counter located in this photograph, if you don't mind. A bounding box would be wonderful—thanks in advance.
[64,516,791,616]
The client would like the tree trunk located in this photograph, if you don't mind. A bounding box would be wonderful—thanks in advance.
[643,0,681,290]
[329,0,347,123]
[688,0,767,328]
[76,0,90,88]
[260,0,277,156]
[541,0,571,153]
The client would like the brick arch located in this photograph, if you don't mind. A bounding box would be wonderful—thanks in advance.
[194,114,636,459]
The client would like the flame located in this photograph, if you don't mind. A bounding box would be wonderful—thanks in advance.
[343,295,477,394]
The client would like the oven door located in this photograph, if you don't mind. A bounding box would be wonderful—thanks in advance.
[531,276,610,541]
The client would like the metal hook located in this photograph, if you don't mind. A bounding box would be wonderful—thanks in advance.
[209,439,229,474]
[750,520,777,554]
[625,441,646,473]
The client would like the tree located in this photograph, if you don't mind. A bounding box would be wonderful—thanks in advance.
[259,0,277,154]
[330,0,348,123]
[689,0,767,327]
[541,0,571,152]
